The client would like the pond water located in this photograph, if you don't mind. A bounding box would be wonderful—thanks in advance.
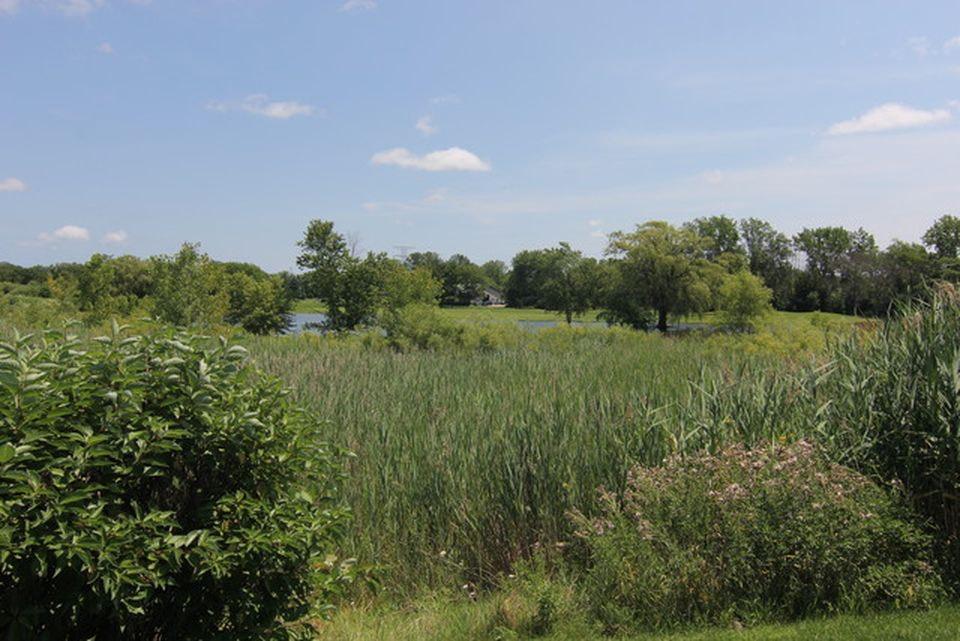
[287,313,328,334]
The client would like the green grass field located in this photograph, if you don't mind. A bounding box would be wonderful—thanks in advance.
[290,299,860,332]
[317,600,960,641]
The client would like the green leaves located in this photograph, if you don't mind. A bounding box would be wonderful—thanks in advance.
[0,326,349,639]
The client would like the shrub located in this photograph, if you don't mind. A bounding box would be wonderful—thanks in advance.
[717,270,773,331]
[0,324,350,639]
[572,441,943,633]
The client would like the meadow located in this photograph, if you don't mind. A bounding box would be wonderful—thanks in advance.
[2,297,956,639]
[243,311,858,592]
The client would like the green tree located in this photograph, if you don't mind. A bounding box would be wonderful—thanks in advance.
[151,243,229,327]
[480,259,509,290]
[684,215,742,260]
[538,243,600,324]
[296,220,389,330]
[605,221,711,332]
[878,241,935,307]
[739,218,795,307]
[793,227,853,312]
[922,215,960,259]
[505,249,550,308]
[439,254,486,306]
[717,270,773,330]
[224,272,292,335]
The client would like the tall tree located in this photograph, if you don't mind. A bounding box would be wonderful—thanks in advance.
[538,243,600,324]
[685,215,742,260]
[605,221,711,331]
[439,254,486,306]
[296,219,388,330]
[923,215,960,259]
[738,218,795,307]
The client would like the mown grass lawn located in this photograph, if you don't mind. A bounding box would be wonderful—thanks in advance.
[317,601,960,641]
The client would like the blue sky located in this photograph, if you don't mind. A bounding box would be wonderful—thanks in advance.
[2,0,959,271]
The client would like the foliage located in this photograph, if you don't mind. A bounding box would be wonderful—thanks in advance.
[684,215,743,260]
[225,270,292,335]
[922,215,960,259]
[150,243,230,327]
[440,254,487,306]
[297,219,390,331]
[739,218,795,308]
[604,221,712,331]
[810,284,960,581]
[572,442,944,633]
[0,325,350,639]
[534,243,601,324]
[717,271,773,330]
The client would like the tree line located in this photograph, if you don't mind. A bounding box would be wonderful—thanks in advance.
[3,214,959,334]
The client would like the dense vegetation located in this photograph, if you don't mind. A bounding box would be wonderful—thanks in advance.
[4,217,960,638]
[4,214,960,336]
[0,326,349,639]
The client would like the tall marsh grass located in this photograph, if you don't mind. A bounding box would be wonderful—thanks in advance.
[245,327,812,591]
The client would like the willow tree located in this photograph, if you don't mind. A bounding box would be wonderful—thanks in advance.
[605,221,711,332]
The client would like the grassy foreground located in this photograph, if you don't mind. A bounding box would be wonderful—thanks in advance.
[317,600,960,641]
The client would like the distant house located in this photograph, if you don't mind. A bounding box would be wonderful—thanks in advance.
[472,286,505,306]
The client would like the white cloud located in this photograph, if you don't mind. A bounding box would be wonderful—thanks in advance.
[0,177,26,192]
[415,115,437,136]
[828,103,951,135]
[588,219,602,227]
[370,147,491,172]
[37,225,90,244]
[207,94,316,120]
[590,230,607,238]
[340,0,375,11]
[96,41,113,54]
[945,36,960,53]
[0,0,20,15]
[102,230,127,244]
[907,36,931,57]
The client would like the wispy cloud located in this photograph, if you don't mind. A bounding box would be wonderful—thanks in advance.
[945,35,960,53]
[415,115,437,136]
[207,94,317,120]
[0,0,20,16]
[0,177,26,192]
[431,94,461,105]
[340,0,375,12]
[36,225,90,244]
[102,230,127,244]
[907,36,931,57]
[828,103,951,135]
[1,0,147,17]
[371,147,491,172]
[96,41,113,54]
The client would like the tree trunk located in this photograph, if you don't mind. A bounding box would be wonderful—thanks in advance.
[565,309,573,325]
[657,307,668,332]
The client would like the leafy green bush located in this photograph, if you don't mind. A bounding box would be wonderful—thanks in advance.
[718,270,773,330]
[0,324,350,639]
[572,441,943,633]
